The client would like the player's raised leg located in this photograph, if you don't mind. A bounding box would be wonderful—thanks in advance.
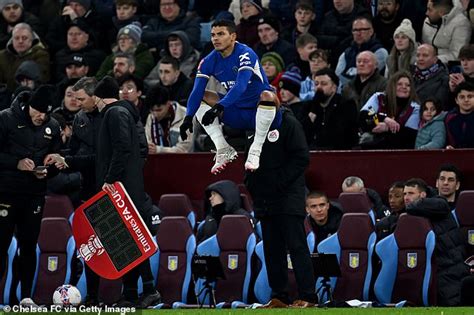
[196,91,237,174]
[245,90,280,171]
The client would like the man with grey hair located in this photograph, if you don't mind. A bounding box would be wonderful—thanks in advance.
[0,22,49,91]
[342,51,387,111]
[341,176,390,220]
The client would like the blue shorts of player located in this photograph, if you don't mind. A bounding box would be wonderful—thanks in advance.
[220,96,282,130]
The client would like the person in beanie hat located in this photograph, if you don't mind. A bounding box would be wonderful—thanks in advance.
[261,51,285,99]
[0,81,61,306]
[28,84,55,116]
[94,73,162,308]
[386,18,418,77]
[0,0,22,10]
[117,23,142,45]
[236,0,264,47]
[67,0,91,11]
[279,69,302,97]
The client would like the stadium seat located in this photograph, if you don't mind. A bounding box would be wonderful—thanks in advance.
[452,190,474,257]
[304,216,316,253]
[158,194,196,229]
[374,213,436,306]
[149,216,196,308]
[194,215,256,307]
[30,218,76,305]
[0,237,17,306]
[338,192,376,224]
[316,213,376,303]
[43,194,74,221]
[240,193,253,215]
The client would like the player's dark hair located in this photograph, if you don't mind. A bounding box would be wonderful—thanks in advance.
[211,19,237,34]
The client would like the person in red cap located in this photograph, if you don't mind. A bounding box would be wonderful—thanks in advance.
[0,84,61,306]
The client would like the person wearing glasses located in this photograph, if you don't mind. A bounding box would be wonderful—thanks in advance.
[118,73,147,123]
[142,0,201,52]
[335,16,388,89]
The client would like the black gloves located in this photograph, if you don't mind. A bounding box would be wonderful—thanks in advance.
[180,115,194,140]
[201,104,224,126]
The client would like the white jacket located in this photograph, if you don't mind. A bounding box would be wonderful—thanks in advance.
[422,5,471,64]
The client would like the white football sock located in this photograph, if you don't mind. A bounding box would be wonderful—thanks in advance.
[195,103,229,151]
[250,104,276,154]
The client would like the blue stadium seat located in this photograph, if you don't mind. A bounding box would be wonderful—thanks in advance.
[316,213,376,303]
[374,213,436,306]
[0,237,17,307]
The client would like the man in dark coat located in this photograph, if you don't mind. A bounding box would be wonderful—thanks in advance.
[406,195,469,306]
[0,85,61,303]
[245,108,317,308]
[93,76,160,308]
[197,180,256,244]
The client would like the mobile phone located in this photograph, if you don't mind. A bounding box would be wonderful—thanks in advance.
[33,165,48,172]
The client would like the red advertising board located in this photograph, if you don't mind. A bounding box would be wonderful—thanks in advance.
[72,182,158,279]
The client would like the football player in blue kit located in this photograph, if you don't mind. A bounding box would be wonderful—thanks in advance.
[180,19,281,174]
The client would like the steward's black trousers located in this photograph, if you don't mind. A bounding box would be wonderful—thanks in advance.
[0,193,44,298]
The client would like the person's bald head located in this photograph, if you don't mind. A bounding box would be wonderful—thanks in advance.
[416,44,438,70]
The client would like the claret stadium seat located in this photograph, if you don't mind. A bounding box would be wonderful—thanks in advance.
[158,194,196,230]
[452,190,474,257]
[338,192,376,224]
[43,194,74,221]
[316,213,376,303]
[150,216,196,308]
[374,213,436,306]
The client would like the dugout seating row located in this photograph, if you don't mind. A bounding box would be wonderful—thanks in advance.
[2,191,473,307]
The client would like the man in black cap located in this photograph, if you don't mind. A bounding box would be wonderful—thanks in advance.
[56,53,89,106]
[254,14,297,67]
[93,76,161,308]
[0,85,61,305]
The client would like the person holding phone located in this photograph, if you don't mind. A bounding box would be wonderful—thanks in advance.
[0,85,61,306]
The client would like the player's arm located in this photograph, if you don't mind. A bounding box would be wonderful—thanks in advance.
[218,68,253,107]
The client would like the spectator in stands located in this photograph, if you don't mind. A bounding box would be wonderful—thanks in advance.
[197,180,255,243]
[372,0,402,51]
[385,18,418,78]
[254,14,297,67]
[445,81,474,148]
[52,78,81,127]
[147,31,199,81]
[54,19,106,82]
[13,60,40,93]
[415,98,446,149]
[55,53,89,106]
[423,0,471,65]
[261,51,285,98]
[305,191,343,249]
[412,44,450,106]
[144,84,193,154]
[0,0,43,49]
[360,70,420,149]
[303,68,358,149]
[153,55,193,105]
[108,0,144,47]
[341,176,390,221]
[46,0,106,53]
[406,177,469,306]
[336,16,388,88]
[142,0,201,52]
[96,23,154,80]
[342,50,387,111]
[300,49,330,101]
[281,0,318,46]
[279,69,305,121]
[117,73,147,123]
[112,52,136,79]
[236,0,264,48]
[0,85,61,306]
[436,163,461,209]
[448,44,474,110]
[92,76,161,308]
[246,107,318,308]
[317,0,370,67]
[0,22,49,92]
[292,32,318,78]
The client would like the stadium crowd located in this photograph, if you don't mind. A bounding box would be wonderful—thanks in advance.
[1,0,474,309]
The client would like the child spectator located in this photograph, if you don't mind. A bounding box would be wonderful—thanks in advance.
[415,98,446,149]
